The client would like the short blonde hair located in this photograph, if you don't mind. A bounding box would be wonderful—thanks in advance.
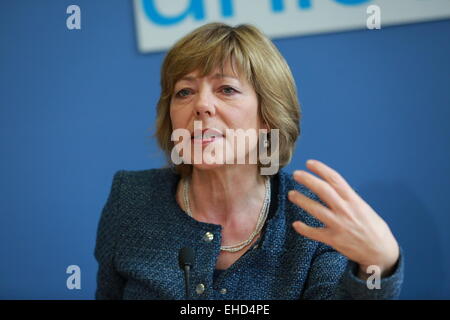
[154,23,301,177]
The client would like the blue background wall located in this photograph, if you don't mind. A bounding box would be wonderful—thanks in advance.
[1,0,449,299]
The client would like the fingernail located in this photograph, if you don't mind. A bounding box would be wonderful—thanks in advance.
[307,159,316,165]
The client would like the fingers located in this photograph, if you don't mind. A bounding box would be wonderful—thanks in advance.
[292,221,330,244]
[288,190,339,228]
[305,159,358,201]
[293,169,348,214]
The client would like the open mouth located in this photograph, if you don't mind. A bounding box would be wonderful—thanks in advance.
[191,128,224,145]
[191,135,223,145]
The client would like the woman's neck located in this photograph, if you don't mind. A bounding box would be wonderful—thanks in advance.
[185,165,267,227]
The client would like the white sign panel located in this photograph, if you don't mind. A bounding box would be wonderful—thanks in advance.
[133,0,450,53]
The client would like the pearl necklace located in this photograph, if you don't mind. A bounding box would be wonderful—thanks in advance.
[183,176,271,253]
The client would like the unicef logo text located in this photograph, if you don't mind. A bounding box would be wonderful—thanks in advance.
[141,0,371,26]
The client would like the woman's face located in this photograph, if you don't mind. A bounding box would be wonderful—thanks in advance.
[169,61,264,170]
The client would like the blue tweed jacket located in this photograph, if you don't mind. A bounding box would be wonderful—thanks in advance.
[94,167,404,300]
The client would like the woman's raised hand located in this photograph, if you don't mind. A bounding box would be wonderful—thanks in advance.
[288,159,400,278]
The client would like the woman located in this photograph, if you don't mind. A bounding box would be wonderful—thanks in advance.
[94,22,403,300]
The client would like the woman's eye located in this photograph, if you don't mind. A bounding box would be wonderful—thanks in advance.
[175,88,192,98]
[221,86,238,95]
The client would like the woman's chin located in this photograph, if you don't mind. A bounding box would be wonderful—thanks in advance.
[191,161,227,171]
[189,154,237,171]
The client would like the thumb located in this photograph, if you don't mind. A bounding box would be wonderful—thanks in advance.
[292,221,328,244]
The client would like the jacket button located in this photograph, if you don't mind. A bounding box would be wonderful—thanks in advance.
[203,232,214,242]
[196,283,205,295]
[219,288,227,295]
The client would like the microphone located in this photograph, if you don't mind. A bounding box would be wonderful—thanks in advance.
[178,247,194,299]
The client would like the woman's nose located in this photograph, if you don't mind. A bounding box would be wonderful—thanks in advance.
[194,90,215,119]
